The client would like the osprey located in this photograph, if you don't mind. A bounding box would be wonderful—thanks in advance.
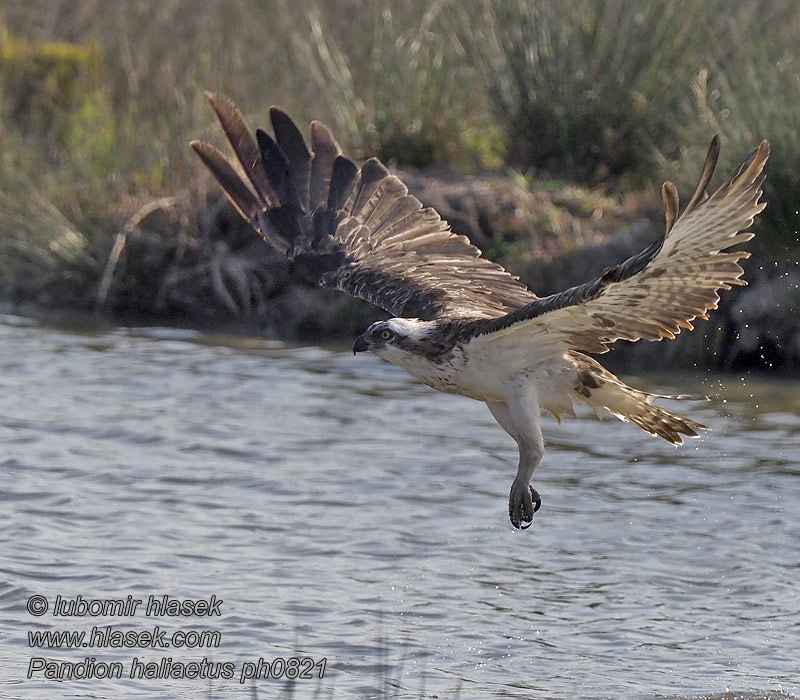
[191,93,769,529]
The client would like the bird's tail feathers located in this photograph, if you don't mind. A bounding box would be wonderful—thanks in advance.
[570,358,707,444]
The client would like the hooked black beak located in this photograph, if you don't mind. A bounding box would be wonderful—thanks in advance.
[352,334,369,355]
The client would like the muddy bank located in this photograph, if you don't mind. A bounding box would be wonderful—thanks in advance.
[7,170,798,374]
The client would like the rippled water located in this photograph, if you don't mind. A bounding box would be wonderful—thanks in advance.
[1,313,798,700]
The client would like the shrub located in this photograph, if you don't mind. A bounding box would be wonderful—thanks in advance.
[0,167,89,301]
[452,0,731,183]
[0,25,106,157]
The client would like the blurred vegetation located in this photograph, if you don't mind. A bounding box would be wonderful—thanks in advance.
[0,0,797,365]
[451,0,719,183]
[293,1,504,169]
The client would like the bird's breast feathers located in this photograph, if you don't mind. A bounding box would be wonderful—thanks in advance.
[377,345,499,401]
[376,336,563,402]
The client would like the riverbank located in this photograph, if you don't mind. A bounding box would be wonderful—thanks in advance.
[3,168,797,375]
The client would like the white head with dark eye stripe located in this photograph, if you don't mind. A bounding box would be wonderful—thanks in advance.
[352,318,435,356]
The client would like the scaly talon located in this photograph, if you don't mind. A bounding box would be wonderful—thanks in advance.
[509,483,542,529]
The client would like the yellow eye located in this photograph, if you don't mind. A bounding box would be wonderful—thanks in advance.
[379,329,393,340]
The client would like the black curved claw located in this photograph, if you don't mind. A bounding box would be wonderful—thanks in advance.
[530,486,542,514]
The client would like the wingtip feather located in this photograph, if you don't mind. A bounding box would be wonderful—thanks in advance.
[203,91,280,208]
[662,181,679,234]
[683,136,720,215]
[190,139,260,228]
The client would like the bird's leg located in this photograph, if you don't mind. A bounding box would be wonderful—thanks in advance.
[487,395,545,529]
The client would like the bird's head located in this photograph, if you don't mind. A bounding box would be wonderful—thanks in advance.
[352,318,434,358]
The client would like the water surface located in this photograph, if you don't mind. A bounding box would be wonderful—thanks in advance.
[1,314,797,699]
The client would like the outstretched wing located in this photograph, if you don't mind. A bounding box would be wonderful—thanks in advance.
[190,93,538,320]
[469,137,769,354]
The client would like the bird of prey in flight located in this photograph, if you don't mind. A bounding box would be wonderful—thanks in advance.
[191,93,768,529]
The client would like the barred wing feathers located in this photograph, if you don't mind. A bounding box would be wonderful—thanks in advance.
[473,137,770,354]
[190,93,538,321]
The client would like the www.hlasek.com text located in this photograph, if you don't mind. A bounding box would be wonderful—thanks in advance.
[29,625,221,649]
